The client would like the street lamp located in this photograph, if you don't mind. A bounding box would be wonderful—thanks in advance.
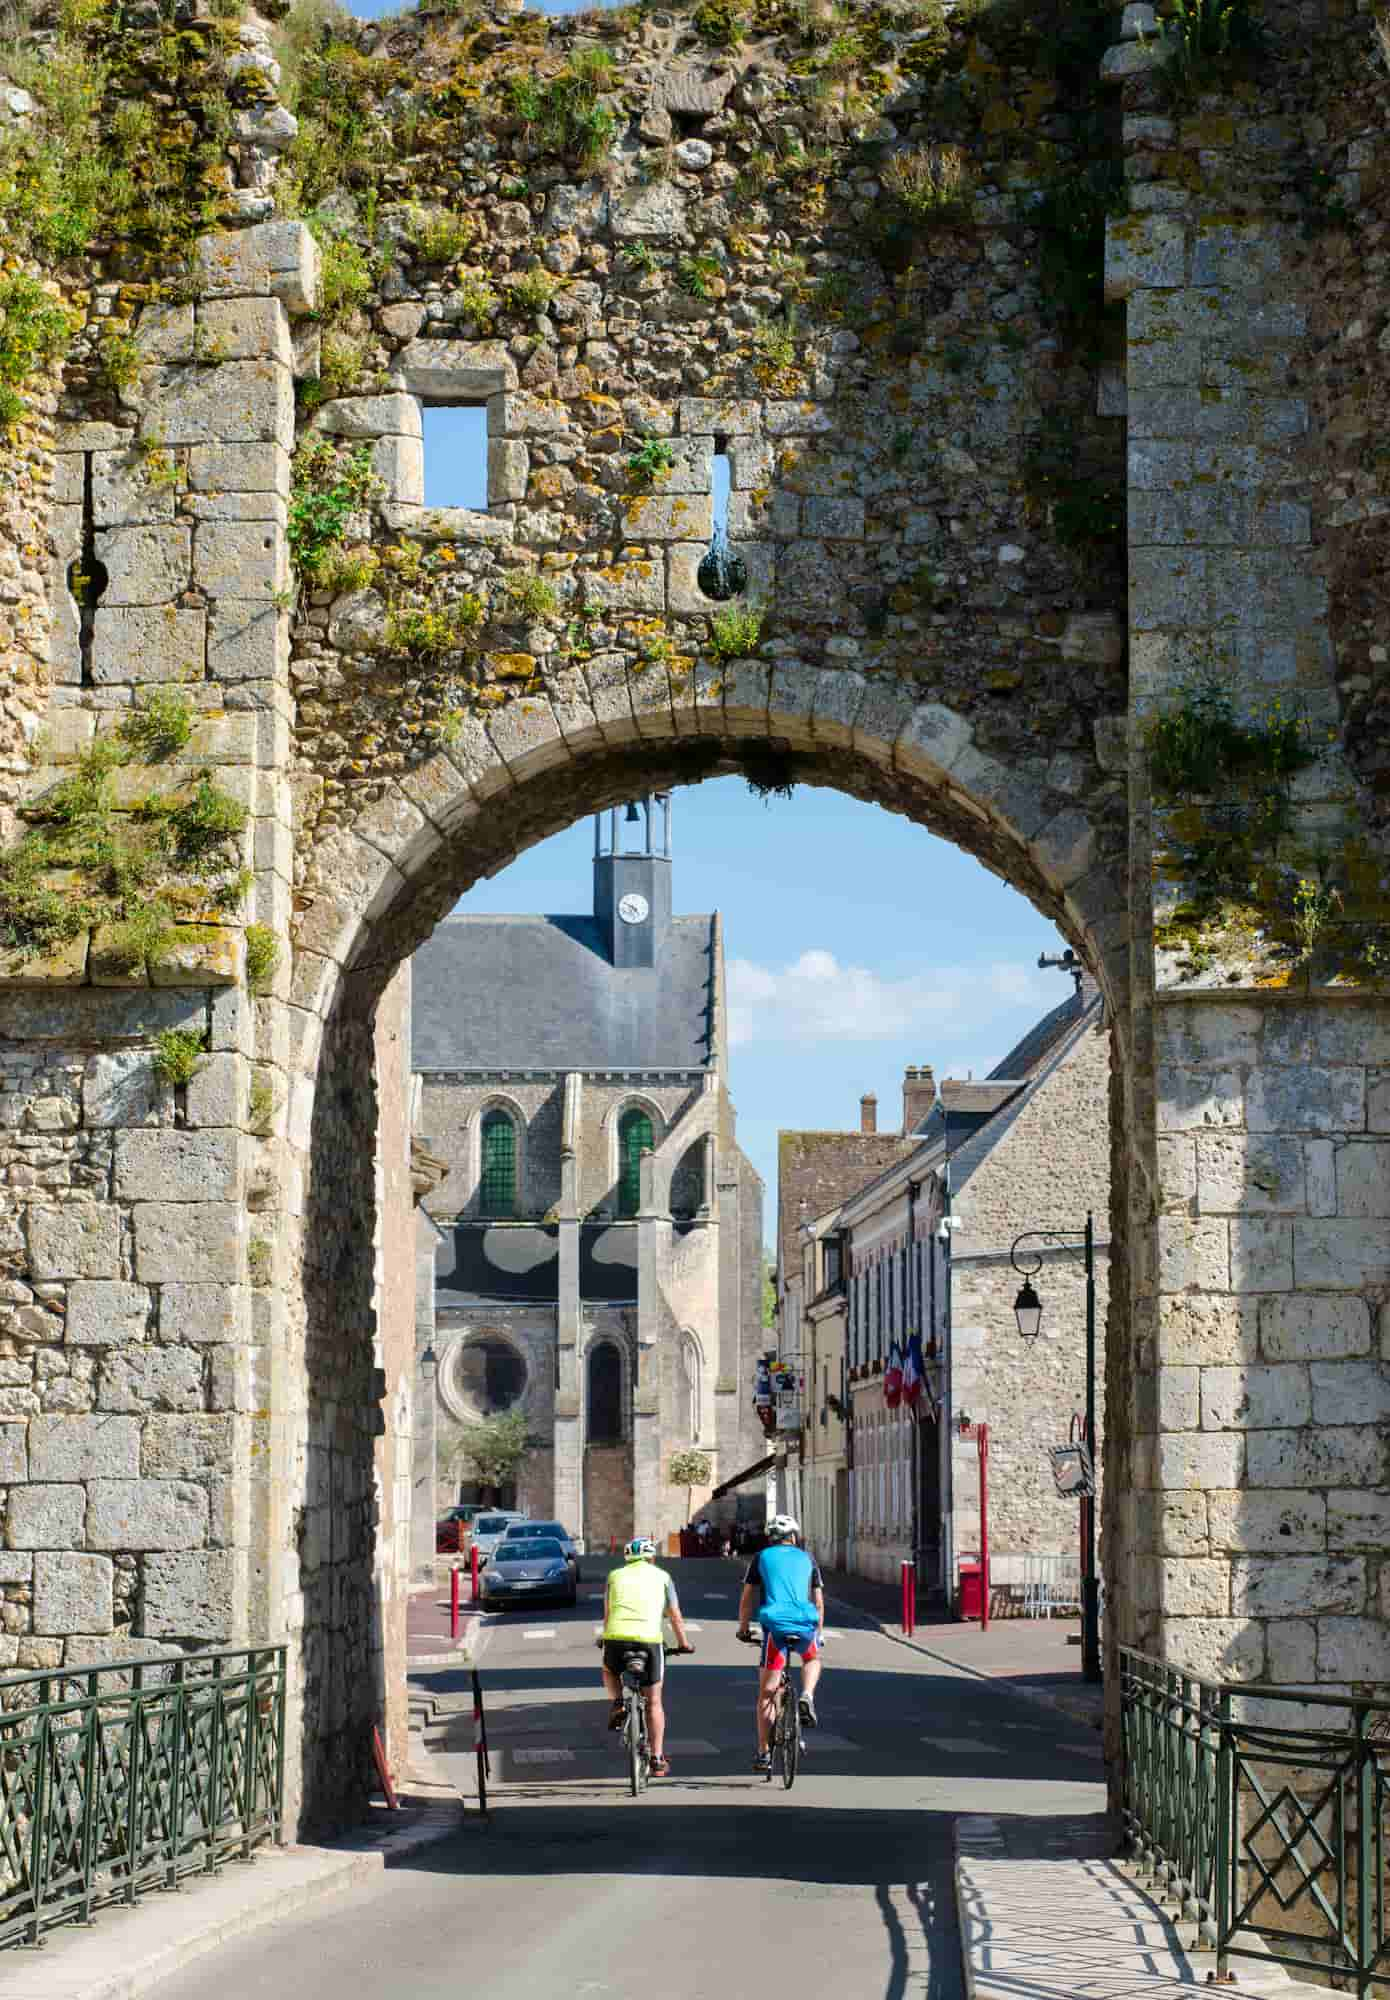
[1010,1212,1100,1685]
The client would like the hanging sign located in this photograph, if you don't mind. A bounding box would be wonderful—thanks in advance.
[1048,1442,1094,1499]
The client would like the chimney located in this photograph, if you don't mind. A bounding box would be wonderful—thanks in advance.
[859,1092,877,1135]
[903,1064,936,1133]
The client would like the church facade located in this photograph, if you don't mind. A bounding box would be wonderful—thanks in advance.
[411,797,766,1551]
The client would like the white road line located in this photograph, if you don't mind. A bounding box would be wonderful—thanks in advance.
[665,1739,719,1755]
[927,1735,1007,1755]
[807,1732,858,1749]
[682,1623,703,1633]
[702,1592,726,1599]
[511,1747,576,1764]
[523,1628,557,1640]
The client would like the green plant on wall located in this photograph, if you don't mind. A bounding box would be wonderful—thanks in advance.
[151,1026,205,1087]
[667,1448,713,1524]
[0,276,78,429]
[1158,0,1263,107]
[288,438,379,581]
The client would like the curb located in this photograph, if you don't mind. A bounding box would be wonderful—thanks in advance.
[0,1778,464,2000]
[823,1593,1104,1734]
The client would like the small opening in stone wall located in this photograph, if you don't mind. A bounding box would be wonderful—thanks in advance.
[673,111,707,136]
[422,404,488,511]
[697,441,745,602]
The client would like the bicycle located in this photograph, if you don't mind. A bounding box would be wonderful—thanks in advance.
[616,1643,694,1796]
[737,1629,808,1791]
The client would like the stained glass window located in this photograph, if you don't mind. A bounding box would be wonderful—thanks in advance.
[479,1109,516,1217]
[618,1108,653,1217]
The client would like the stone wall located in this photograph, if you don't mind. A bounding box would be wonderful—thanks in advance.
[584,1442,634,1551]
[8,0,1390,1835]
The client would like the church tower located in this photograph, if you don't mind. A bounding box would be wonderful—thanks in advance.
[592,795,673,970]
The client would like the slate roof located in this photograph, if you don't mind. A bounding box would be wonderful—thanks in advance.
[834,983,1102,1223]
[412,913,717,1071]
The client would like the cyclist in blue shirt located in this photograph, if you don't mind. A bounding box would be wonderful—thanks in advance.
[735,1514,824,1775]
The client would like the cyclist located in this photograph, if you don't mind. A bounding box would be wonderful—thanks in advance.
[736,1513,824,1776]
[600,1536,693,1779]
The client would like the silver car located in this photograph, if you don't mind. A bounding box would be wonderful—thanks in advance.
[470,1510,527,1568]
[481,1537,577,1611]
[498,1519,582,1582]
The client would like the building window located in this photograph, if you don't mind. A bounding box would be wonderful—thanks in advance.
[588,1341,623,1443]
[617,1107,653,1217]
[479,1109,517,1217]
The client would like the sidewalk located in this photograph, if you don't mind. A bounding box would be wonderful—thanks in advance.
[955,1814,1325,2000]
[407,1568,480,1666]
[818,1564,1103,1731]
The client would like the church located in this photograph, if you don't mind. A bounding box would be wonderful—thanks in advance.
[410,796,766,1551]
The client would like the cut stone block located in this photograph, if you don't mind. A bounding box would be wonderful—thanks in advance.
[7,1485,85,1550]
[83,1051,167,1129]
[159,1283,250,1345]
[620,493,713,542]
[100,1346,205,1413]
[66,1281,153,1346]
[91,448,176,528]
[142,1549,235,1639]
[144,359,294,450]
[193,222,320,315]
[316,394,422,439]
[196,297,294,367]
[28,1204,120,1281]
[30,1415,141,1480]
[92,605,206,687]
[142,1414,236,1479]
[193,519,287,599]
[86,1479,209,1551]
[114,1129,241,1204]
[33,1552,115,1635]
[96,524,191,607]
[132,1204,245,1283]
[392,339,517,398]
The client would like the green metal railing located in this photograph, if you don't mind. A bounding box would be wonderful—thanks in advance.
[0,1645,285,1949]
[1121,1647,1390,1998]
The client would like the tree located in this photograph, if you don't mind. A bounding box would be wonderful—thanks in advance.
[452,1409,530,1502]
[668,1448,713,1524]
[762,1258,777,1329]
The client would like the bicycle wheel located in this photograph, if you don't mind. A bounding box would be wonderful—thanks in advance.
[780,1689,799,1791]
[626,1696,644,1796]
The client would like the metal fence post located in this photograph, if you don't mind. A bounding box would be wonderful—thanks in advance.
[166,1659,188,1890]
[123,1666,145,1906]
[1356,1703,1375,2000]
[1214,1686,1234,1981]
[26,1691,51,1947]
[204,1654,224,1873]
[243,1655,260,1861]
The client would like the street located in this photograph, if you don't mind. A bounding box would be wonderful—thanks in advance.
[148,1561,1104,2000]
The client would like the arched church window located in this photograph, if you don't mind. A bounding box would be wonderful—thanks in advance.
[678,1332,702,1443]
[588,1341,623,1443]
[479,1108,517,1217]
[617,1107,653,1218]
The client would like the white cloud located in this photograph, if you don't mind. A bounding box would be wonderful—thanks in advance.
[726,950,1057,1048]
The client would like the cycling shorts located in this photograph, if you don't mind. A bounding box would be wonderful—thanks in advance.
[603,1639,664,1687]
[759,1628,819,1672]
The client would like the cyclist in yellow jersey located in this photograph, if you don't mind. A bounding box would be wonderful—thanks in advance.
[600,1537,693,1777]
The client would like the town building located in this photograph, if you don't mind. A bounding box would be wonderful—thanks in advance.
[783,982,1110,1604]
[409,796,765,1552]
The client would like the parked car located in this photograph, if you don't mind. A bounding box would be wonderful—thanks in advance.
[481,1537,577,1612]
[470,1510,528,1567]
[435,1504,484,1555]
[498,1519,582,1581]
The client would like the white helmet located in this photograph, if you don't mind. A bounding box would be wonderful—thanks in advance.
[624,1536,656,1560]
[766,1514,799,1543]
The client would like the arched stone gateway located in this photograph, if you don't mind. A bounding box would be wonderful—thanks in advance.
[1,0,1389,1836]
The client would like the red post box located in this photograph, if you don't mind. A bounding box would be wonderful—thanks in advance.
[957,1558,984,1622]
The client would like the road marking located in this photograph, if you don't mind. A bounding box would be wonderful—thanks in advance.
[926,1735,1007,1755]
[523,1628,557,1640]
[807,1731,858,1749]
[512,1747,575,1765]
[682,1623,703,1633]
[665,1739,719,1755]
[702,1592,726,1600]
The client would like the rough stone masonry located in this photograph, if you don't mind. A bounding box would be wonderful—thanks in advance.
[1,0,1390,1828]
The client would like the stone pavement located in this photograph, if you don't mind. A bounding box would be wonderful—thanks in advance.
[956,1815,1324,2000]
[406,1570,479,1667]
[818,1563,1103,1731]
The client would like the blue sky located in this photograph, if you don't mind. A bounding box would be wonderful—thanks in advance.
[347,0,1069,1227]
[459,781,1069,1230]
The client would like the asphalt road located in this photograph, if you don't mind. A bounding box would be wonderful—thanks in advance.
[150,1560,1105,2000]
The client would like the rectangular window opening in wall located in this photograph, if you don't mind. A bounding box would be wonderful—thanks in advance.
[421,404,488,512]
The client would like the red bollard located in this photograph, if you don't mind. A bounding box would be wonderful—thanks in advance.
[901,1559,916,1637]
[450,1564,460,1641]
[471,1542,480,1604]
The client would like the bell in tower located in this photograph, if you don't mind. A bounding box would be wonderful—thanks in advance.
[593,794,673,970]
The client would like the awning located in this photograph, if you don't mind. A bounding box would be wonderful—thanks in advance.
[709,1451,779,1502]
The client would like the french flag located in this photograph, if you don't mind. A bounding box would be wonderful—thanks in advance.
[902,1333,925,1409]
[884,1341,904,1409]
